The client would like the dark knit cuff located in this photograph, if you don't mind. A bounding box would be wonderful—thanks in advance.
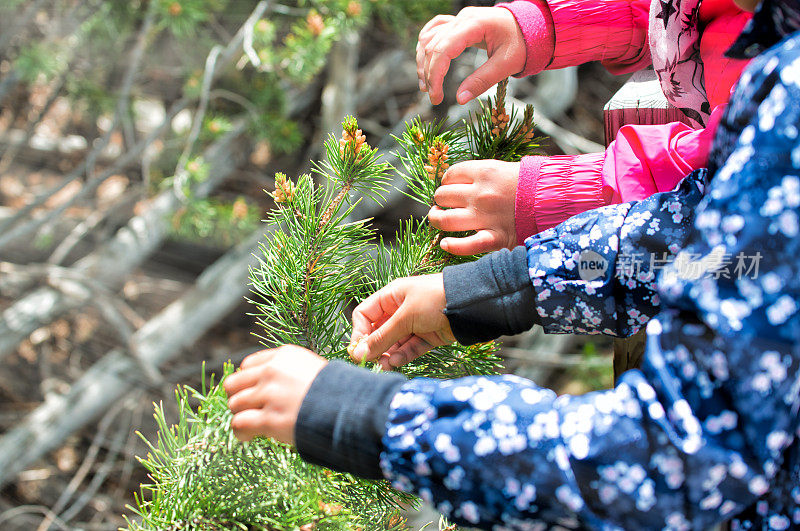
[443,245,539,344]
[295,360,407,480]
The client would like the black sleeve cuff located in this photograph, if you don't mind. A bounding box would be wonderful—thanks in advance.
[443,245,539,345]
[295,360,407,480]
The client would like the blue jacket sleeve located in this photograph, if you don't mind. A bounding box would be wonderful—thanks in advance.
[379,36,800,531]
[522,170,705,337]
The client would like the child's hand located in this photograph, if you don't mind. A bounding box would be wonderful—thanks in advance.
[349,274,455,369]
[224,346,328,444]
[429,160,519,255]
[417,7,526,105]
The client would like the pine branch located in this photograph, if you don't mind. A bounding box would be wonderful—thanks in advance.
[127,364,412,530]
[135,85,547,529]
[464,78,542,162]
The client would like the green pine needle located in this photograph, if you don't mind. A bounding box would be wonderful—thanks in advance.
[131,91,545,530]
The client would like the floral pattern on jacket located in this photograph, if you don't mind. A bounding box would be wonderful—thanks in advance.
[379,32,800,531]
[523,168,704,337]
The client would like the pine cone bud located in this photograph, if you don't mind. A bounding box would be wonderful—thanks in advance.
[168,2,182,16]
[339,118,369,161]
[318,501,343,516]
[491,108,510,136]
[490,78,510,137]
[426,140,450,180]
[514,106,536,141]
[187,160,202,174]
[271,172,295,203]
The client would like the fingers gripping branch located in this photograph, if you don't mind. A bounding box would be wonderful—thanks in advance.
[348,275,453,369]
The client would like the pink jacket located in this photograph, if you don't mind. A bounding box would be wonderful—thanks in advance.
[497,0,751,243]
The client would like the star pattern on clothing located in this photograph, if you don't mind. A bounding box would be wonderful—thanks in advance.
[648,0,712,128]
[656,55,686,101]
[655,0,678,29]
[681,4,701,32]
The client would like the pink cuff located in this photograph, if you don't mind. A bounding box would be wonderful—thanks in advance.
[547,0,651,74]
[515,156,545,244]
[515,153,607,242]
[497,1,555,77]
[516,152,607,239]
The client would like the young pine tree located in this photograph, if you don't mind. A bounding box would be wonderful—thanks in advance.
[128,79,541,530]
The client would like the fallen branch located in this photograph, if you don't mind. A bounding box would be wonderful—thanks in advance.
[312,27,360,162]
[0,122,248,360]
[37,401,130,531]
[0,228,266,487]
[0,505,69,531]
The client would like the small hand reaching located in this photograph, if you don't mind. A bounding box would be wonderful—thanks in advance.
[225,346,328,444]
[416,6,526,105]
[348,274,455,370]
[429,159,520,255]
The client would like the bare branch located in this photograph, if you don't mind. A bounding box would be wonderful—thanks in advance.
[0,260,158,382]
[0,99,187,248]
[0,0,273,247]
[173,46,223,200]
[0,505,70,531]
[0,228,266,487]
[313,28,360,162]
[47,206,112,266]
[0,72,67,174]
[57,400,133,524]
[37,401,130,531]
[0,1,160,246]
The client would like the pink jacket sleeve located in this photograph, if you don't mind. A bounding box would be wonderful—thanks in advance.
[497,0,652,77]
[514,107,725,243]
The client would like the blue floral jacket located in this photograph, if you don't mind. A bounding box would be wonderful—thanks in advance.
[377,30,800,531]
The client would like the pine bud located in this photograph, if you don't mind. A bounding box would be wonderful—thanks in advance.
[490,78,510,137]
[515,105,536,141]
[207,119,222,134]
[306,11,324,37]
[168,2,182,16]
[409,125,424,145]
[425,140,450,180]
[388,514,406,527]
[271,172,295,203]
[187,160,202,174]
[232,197,248,219]
[339,116,369,161]
[346,0,363,16]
